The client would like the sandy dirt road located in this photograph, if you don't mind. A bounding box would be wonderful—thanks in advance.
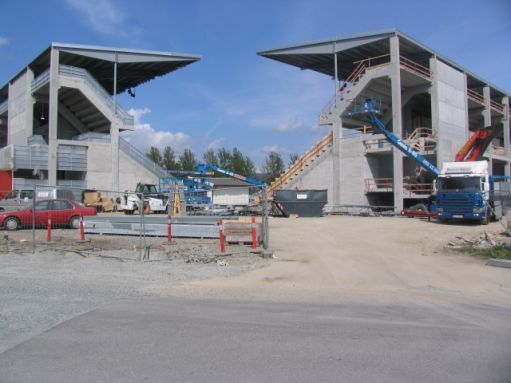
[171,216,511,305]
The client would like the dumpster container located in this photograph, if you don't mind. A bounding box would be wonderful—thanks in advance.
[274,189,327,217]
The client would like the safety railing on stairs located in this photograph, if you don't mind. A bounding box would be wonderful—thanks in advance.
[320,54,432,122]
[320,55,391,120]
[119,137,169,178]
[31,69,50,93]
[268,131,333,194]
[0,99,8,115]
[59,65,134,127]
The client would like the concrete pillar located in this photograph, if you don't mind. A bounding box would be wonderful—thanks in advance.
[111,120,120,192]
[25,68,34,138]
[483,86,491,127]
[48,48,59,186]
[332,119,342,205]
[390,36,403,212]
[503,96,510,176]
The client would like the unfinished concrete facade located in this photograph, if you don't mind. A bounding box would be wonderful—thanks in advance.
[0,43,200,192]
[260,29,510,212]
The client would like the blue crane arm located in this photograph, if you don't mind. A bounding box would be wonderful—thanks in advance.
[197,164,267,187]
[369,114,440,177]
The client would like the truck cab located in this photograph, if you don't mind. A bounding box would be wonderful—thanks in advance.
[435,161,491,224]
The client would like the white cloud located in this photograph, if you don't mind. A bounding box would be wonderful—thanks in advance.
[207,137,225,151]
[276,116,304,133]
[122,107,191,151]
[0,36,8,47]
[64,0,126,36]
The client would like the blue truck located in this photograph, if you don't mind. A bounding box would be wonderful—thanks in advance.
[350,99,510,225]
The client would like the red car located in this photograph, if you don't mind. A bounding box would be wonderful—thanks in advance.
[0,199,97,231]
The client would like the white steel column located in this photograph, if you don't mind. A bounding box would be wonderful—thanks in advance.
[390,36,403,212]
[48,48,59,186]
[483,86,492,127]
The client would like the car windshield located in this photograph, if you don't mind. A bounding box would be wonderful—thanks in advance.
[437,177,482,192]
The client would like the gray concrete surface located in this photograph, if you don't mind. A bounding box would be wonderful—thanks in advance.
[1,298,511,383]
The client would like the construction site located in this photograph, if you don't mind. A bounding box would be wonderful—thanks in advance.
[1,27,511,383]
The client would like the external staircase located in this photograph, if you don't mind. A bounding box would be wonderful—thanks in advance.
[269,55,436,195]
[268,131,333,195]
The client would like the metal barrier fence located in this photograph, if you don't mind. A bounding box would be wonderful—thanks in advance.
[0,185,270,258]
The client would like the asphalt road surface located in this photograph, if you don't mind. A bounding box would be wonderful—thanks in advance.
[1,298,510,383]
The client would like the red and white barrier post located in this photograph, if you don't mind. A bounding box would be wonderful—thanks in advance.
[251,216,257,249]
[47,218,51,242]
[167,212,172,244]
[219,219,226,254]
[79,216,85,241]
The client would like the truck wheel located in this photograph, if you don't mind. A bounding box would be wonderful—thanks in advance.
[481,210,490,225]
[4,217,20,231]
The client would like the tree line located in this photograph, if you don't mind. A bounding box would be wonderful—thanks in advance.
[146,146,300,184]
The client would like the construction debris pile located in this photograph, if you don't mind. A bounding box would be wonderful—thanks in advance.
[446,232,507,250]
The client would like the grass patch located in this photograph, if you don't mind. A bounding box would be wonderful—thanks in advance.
[454,246,511,260]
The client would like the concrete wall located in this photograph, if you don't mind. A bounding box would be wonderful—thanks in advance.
[339,136,369,205]
[284,149,334,204]
[85,141,158,191]
[432,59,468,167]
[7,72,31,145]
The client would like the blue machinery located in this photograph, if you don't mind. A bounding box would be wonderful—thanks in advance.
[348,99,440,177]
[197,164,267,188]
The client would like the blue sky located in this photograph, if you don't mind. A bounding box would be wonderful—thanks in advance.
[1,0,510,167]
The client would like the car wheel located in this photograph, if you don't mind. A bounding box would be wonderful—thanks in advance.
[4,217,20,231]
[69,216,80,229]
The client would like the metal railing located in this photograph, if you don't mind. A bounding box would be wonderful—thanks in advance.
[320,54,431,120]
[59,65,134,127]
[399,56,431,79]
[119,137,169,178]
[365,178,393,192]
[31,69,50,93]
[467,89,484,104]
[363,138,392,152]
[0,99,8,115]
[490,99,505,113]
[402,182,434,196]
[268,131,333,194]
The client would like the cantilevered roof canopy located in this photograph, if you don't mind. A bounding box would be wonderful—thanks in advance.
[2,43,201,97]
[257,29,509,97]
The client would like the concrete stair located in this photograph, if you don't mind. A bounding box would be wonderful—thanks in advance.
[268,131,333,195]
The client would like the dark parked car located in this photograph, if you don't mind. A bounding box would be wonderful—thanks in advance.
[0,199,97,230]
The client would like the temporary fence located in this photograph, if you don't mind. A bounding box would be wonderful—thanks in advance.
[0,184,270,258]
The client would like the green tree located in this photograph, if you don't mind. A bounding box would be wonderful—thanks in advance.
[288,153,299,167]
[179,148,197,171]
[162,146,179,170]
[262,151,285,184]
[202,148,219,166]
[217,147,232,169]
[147,146,162,166]
[230,147,247,175]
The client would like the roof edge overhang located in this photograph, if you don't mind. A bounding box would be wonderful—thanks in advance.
[257,28,510,97]
[1,43,201,97]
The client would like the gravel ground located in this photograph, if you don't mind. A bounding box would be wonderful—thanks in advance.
[0,230,269,353]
